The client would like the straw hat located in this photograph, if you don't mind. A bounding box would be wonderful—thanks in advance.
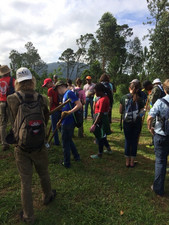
[0,65,11,76]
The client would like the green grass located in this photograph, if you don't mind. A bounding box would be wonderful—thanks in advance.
[1,104,169,225]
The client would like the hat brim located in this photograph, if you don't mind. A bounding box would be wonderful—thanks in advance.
[17,75,32,83]
[0,68,11,76]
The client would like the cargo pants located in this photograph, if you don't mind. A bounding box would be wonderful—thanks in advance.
[14,147,53,223]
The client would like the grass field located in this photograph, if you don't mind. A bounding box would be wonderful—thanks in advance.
[1,104,169,225]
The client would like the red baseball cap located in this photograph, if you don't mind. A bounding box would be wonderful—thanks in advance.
[42,78,52,87]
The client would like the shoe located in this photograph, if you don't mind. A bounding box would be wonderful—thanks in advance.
[126,164,130,168]
[146,145,154,149]
[60,161,70,168]
[90,154,102,159]
[103,149,113,155]
[44,189,56,205]
[20,210,35,224]
[130,163,135,168]
[150,185,163,197]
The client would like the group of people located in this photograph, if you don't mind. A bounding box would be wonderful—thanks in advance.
[0,64,169,224]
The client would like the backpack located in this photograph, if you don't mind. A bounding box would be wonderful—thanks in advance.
[158,85,166,98]
[7,77,15,96]
[101,82,113,107]
[160,99,169,136]
[123,94,139,123]
[13,92,46,151]
[74,88,82,101]
[67,92,83,128]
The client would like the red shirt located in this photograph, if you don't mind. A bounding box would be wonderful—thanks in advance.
[47,87,59,111]
[0,76,15,101]
[95,95,110,114]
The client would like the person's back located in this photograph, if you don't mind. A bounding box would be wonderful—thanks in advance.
[7,67,56,224]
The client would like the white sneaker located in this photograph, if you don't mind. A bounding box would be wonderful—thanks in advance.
[103,150,113,154]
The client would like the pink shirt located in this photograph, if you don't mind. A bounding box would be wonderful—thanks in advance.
[83,83,95,97]
[74,87,86,105]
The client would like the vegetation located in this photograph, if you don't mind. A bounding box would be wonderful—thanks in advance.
[1,106,169,225]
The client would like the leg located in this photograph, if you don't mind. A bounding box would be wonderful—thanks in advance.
[51,111,60,145]
[98,138,104,156]
[123,122,132,157]
[78,125,84,138]
[14,148,35,223]
[0,102,9,150]
[84,98,89,119]
[153,134,169,195]
[61,124,71,167]
[68,124,80,161]
[130,121,141,158]
[33,148,53,204]
[89,98,94,118]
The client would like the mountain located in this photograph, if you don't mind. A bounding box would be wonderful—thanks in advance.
[47,62,89,80]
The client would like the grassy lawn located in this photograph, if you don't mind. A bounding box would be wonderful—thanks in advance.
[1,104,169,225]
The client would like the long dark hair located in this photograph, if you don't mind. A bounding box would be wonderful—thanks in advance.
[129,82,140,102]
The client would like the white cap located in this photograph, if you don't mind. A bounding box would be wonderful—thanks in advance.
[130,79,140,84]
[16,67,32,83]
[152,78,161,84]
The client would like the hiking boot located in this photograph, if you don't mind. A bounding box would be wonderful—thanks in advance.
[44,189,56,205]
[2,144,10,151]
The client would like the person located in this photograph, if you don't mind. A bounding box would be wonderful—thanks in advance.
[7,67,56,224]
[55,80,81,168]
[0,65,15,151]
[119,82,144,167]
[147,79,169,196]
[83,76,95,119]
[42,78,61,145]
[67,79,75,91]
[53,74,58,84]
[90,83,112,159]
[99,73,113,123]
[130,79,147,105]
[149,78,165,108]
[74,78,86,137]
[148,78,165,148]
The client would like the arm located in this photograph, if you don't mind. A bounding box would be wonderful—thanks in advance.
[147,115,155,135]
[48,96,53,110]
[69,100,82,114]
[119,103,123,114]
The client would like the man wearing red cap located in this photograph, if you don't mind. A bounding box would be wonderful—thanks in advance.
[42,78,60,145]
[83,76,95,119]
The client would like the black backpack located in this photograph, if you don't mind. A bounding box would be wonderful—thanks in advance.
[160,98,169,136]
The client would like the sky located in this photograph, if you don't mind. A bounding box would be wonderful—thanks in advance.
[0,0,152,66]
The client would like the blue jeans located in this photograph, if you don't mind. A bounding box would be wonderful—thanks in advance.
[61,123,80,167]
[98,137,110,155]
[153,134,169,196]
[84,97,93,119]
[123,120,141,157]
[51,111,61,145]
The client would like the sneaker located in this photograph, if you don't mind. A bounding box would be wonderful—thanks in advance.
[20,210,35,224]
[60,161,70,168]
[44,189,56,205]
[90,154,102,159]
[146,145,154,149]
[103,149,113,154]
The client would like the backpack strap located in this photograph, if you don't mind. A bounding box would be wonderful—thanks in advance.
[161,98,169,107]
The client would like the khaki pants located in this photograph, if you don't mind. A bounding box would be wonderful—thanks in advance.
[14,147,53,223]
[0,101,8,146]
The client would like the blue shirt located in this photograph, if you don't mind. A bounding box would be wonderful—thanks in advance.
[149,94,169,136]
[62,89,78,125]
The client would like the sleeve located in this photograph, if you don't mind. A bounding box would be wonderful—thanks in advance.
[68,91,78,103]
[149,99,161,118]
[7,94,20,125]
[151,87,161,105]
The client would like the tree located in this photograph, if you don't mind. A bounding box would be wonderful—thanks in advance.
[146,0,169,79]
[96,12,133,72]
[59,48,75,79]
[9,42,47,75]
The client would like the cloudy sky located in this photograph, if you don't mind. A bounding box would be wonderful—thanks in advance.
[0,0,151,66]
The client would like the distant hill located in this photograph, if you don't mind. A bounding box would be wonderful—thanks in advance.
[47,62,89,80]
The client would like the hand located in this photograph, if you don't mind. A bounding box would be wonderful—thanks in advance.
[61,110,71,118]
[149,127,155,135]
[90,124,96,133]
[57,120,61,129]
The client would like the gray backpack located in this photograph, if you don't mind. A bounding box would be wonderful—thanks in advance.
[13,92,46,151]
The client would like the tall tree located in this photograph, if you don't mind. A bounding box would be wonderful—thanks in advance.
[146,0,169,79]
[59,48,75,79]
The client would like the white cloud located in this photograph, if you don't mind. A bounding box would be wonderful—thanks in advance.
[0,0,152,66]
